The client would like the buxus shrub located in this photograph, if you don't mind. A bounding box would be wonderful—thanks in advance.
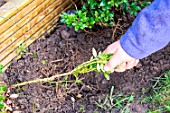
[60,0,151,31]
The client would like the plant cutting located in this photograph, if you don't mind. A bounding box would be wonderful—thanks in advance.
[0,48,114,110]
[11,48,113,88]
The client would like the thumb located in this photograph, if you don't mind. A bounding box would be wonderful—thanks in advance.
[104,52,123,72]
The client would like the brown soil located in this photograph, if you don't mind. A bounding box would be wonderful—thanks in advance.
[2,0,170,112]
[2,22,170,113]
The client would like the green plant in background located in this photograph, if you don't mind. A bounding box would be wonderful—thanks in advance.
[95,86,134,113]
[60,0,151,31]
[144,71,170,113]
[0,85,7,112]
[0,64,4,74]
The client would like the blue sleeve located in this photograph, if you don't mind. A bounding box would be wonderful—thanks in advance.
[120,0,170,59]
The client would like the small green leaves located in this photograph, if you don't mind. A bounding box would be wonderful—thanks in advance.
[0,65,4,69]
[73,48,113,81]
[0,102,3,109]
[17,43,27,55]
[60,0,149,31]
[140,1,151,7]
[60,0,116,31]
[0,64,4,74]
[0,85,6,110]
[0,96,5,101]
[79,105,85,111]
[128,2,141,16]
[0,86,6,91]
[92,48,97,58]
[41,59,46,65]
[104,73,110,80]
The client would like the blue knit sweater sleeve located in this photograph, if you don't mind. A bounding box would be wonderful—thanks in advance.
[120,0,170,59]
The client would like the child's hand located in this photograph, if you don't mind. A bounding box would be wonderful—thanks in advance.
[104,40,139,72]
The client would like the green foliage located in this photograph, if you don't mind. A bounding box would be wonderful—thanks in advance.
[144,71,170,113]
[140,1,151,7]
[95,86,134,112]
[73,48,112,80]
[0,85,6,111]
[60,0,151,31]
[41,59,46,65]
[0,64,4,74]
[79,105,85,111]
[17,43,27,55]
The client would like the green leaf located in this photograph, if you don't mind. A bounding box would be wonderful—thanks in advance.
[0,64,4,69]
[104,17,109,22]
[75,26,79,31]
[165,105,170,111]
[109,22,114,26]
[109,13,114,18]
[0,91,4,95]
[92,48,97,58]
[101,13,105,17]
[41,60,46,65]
[100,64,104,72]
[0,96,5,101]
[0,86,6,91]
[100,1,105,7]
[128,95,134,103]
[60,19,66,23]
[0,103,4,109]
[104,73,110,80]
[76,79,82,83]
[97,64,100,71]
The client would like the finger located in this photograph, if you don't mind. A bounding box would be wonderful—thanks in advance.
[115,62,127,72]
[104,41,119,54]
[126,60,136,69]
[135,60,139,66]
[104,52,123,72]
[126,60,139,69]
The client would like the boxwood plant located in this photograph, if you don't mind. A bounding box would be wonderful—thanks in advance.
[60,0,151,31]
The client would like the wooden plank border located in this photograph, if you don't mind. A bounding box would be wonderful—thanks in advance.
[0,0,78,72]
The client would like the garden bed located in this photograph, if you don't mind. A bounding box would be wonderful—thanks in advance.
[1,0,170,113]
[2,21,170,112]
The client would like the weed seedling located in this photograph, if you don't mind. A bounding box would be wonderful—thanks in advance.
[79,105,85,112]
[0,85,7,112]
[144,71,170,113]
[41,59,46,65]
[16,43,27,55]
[95,86,134,113]
[0,64,4,74]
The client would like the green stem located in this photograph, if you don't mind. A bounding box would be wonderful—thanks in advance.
[11,54,111,88]
[12,70,74,88]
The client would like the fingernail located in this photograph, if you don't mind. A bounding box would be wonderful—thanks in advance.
[104,65,110,71]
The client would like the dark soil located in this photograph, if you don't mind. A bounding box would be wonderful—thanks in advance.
[2,1,170,112]
[0,0,6,7]
[2,22,170,113]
